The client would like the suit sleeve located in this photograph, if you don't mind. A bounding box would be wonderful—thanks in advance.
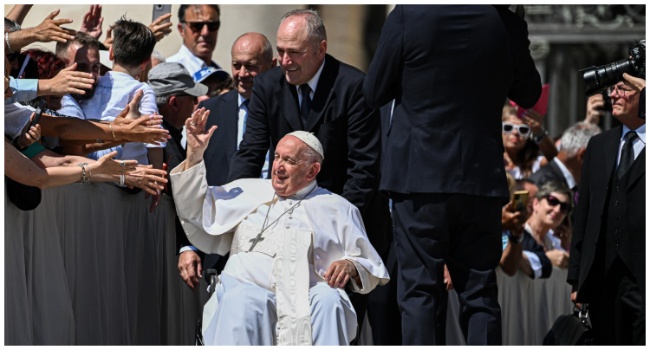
[343,77,382,218]
[528,167,553,188]
[498,7,542,108]
[227,83,270,181]
[363,5,404,108]
[567,139,593,286]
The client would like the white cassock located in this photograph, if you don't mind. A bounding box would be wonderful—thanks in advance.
[170,161,389,345]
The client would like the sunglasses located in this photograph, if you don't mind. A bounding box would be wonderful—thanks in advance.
[502,122,531,137]
[544,195,571,213]
[184,21,220,32]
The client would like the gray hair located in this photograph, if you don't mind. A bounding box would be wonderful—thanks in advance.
[280,9,327,44]
[559,122,601,156]
[151,50,166,63]
[536,180,573,207]
[155,95,170,106]
[300,143,323,165]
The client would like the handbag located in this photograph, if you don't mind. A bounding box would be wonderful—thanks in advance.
[5,176,42,211]
[543,305,594,345]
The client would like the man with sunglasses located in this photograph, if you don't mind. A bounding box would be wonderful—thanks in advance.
[568,72,646,345]
[167,5,223,79]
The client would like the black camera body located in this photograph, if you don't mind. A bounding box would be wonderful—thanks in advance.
[581,40,645,96]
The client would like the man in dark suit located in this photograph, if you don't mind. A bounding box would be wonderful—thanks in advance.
[363,5,541,345]
[568,78,646,345]
[529,122,601,202]
[175,32,277,290]
[227,9,390,343]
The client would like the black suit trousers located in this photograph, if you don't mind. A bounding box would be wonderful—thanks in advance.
[589,257,645,345]
[390,192,503,345]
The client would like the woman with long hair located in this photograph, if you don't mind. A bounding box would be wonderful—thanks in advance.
[502,104,557,179]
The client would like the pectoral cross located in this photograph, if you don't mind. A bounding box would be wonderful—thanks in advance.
[248,232,265,251]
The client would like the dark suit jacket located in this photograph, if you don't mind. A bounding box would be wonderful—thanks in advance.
[363,5,541,201]
[529,159,568,188]
[198,90,244,186]
[567,126,646,302]
[228,54,389,254]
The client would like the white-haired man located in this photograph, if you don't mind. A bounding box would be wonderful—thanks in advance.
[170,111,389,345]
[529,121,601,203]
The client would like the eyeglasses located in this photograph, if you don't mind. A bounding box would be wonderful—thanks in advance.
[274,154,303,166]
[607,84,633,98]
[184,21,220,32]
[544,195,571,213]
[502,122,531,137]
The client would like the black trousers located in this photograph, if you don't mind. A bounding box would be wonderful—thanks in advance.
[390,192,503,345]
[366,241,402,345]
[589,257,645,345]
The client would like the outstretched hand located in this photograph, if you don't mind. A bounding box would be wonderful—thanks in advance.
[125,89,143,120]
[79,5,103,39]
[43,63,95,96]
[149,14,173,42]
[184,108,216,169]
[125,165,168,196]
[93,151,138,177]
[31,9,76,44]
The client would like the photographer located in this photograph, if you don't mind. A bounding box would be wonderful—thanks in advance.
[568,49,645,344]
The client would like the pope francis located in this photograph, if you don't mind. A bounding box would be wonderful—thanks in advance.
[170,108,389,345]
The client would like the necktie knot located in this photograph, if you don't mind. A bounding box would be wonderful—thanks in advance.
[624,131,638,143]
[300,84,311,97]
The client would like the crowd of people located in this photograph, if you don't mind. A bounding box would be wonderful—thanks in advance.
[5,4,645,346]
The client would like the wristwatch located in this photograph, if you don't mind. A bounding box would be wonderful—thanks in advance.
[506,230,524,244]
[533,129,548,144]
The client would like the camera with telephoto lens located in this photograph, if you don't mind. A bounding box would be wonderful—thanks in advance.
[580,40,645,96]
